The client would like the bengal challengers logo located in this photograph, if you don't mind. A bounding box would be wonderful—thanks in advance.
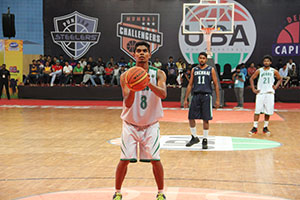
[117,13,163,59]
[272,15,300,56]
[51,11,101,60]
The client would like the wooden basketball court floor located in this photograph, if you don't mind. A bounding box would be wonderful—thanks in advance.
[0,101,300,200]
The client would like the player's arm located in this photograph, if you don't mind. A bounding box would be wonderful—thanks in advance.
[120,72,136,108]
[183,68,194,108]
[250,69,260,94]
[212,67,220,108]
[148,69,167,99]
[273,70,282,90]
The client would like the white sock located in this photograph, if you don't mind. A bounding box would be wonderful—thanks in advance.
[264,121,269,128]
[190,127,197,137]
[253,121,258,128]
[158,190,164,194]
[203,130,209,139]
[116,190,121,193]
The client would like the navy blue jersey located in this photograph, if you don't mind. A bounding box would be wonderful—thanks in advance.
[192,65,213,94]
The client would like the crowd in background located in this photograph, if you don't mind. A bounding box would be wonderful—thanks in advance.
[22,55,300,89]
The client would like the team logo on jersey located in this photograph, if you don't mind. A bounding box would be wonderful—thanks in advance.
[272,15,300,56]
[117,13,163,60]
[178,0,256,72]
[51,11,101,60]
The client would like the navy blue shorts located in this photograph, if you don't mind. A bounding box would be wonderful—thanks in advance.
[188,93,213,120]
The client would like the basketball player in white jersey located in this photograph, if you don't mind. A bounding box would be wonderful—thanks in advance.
[113,41,167,200]
[249,55,282,136]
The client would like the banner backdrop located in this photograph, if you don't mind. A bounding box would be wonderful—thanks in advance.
[43,0,300,71]
[3,40,23,82]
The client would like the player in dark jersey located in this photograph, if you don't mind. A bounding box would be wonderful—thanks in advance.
[184,52,220,149]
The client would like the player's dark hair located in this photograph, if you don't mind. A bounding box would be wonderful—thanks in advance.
[263,55,273,62]
[134,41,150,53]
[198,52,208,58]
[236,65,241,70]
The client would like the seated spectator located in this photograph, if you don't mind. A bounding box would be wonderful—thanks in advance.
[279,64,290,87]
[104,63,113,85]
[62,61,73,85]
[97,57,105,68]
[111,64,121,86]
[73,63,84,85]
[287,58,296,70]
[167,56,178,85]
[176,58,186,74]
[41,61,52,86]
[79,57,87,68]
[82,64,96,86]
[93,63,105,85]
[118,57,127,68]
[87,56,96,68]
[23,60,40,85]
[275,58,283,70]
[120,65,127,74]
[69,57,78,68]
[59,55,66,64]
[289,64,298,87]
[36,60,44,84]
[106,57,115,67]
[153,57,162,69]
[127,58,136,69]
[49,60,63,87]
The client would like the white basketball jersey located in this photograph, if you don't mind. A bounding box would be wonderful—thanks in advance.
[121,66,164,126]
[257,67,275,94]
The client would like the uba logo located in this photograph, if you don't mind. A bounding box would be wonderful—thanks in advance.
[179,0,256,72]
[272,15,300,56]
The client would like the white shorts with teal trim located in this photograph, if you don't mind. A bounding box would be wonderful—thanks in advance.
[120,121,161,163]
[255,93,274,115]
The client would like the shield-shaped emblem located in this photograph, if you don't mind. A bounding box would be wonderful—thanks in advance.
[117,13,163,60]
[51,11,101,60]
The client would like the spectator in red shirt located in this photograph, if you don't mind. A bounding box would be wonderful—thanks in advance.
[104,62,113,85]
[247,62,256,77]
[50,60,63,86]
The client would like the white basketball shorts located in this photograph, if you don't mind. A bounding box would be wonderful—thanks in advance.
[254,93,274,115]
[120,121,161,162]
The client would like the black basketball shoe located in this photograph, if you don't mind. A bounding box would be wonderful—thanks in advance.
[248,127,257,136]
[186,135,200,147]
[202,138,208,149]
[263,127,271,136]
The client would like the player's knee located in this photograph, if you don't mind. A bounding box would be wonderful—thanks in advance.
[119,160,130,166]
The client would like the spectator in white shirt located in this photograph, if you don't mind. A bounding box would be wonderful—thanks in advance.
[111,64,121,86]
[286,59,296,70]
[92,64,105,85]
[62,61,73,85]
[279,64,290,87]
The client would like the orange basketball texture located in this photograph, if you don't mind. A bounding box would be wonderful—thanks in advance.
[125,67,149,91]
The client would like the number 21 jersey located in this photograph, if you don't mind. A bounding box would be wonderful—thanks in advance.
[257,67,275,94]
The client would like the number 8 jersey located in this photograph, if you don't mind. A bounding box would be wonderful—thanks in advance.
[257,67,275,94]
[121,66,164,126]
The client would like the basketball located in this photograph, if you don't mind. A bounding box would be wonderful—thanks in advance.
[125,67,149,91]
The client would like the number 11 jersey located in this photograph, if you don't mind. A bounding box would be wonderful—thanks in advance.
[121,66,163,126]
[192,65,213,94]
